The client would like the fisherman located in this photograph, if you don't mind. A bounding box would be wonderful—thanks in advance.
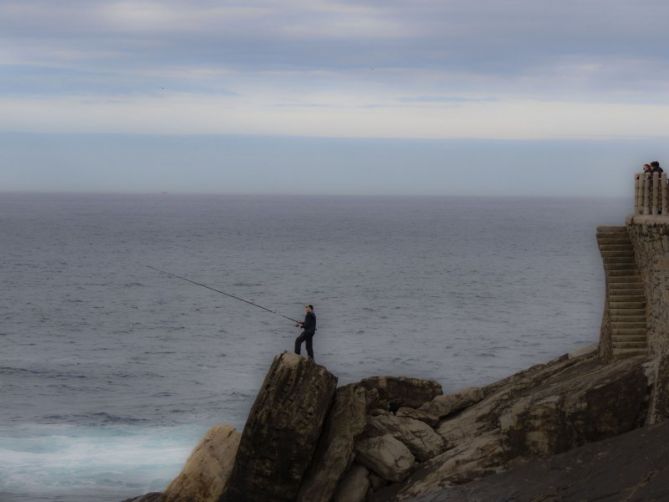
[294,304,317,360]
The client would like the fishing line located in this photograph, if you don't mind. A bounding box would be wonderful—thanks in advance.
[146,265,301,324]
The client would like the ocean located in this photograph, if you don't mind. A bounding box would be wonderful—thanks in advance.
[0,193,629,501]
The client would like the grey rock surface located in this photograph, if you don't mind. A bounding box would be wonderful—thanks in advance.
[355,434,415,482]
[417,387,484,421]
[297,384,367,502]
[164,424,240,502]
[332,464,370,502]
[359,376,442,410]
[412,421,669,502]
[393,353,649,500]
[367,414,445,461]
[221,353,337,502]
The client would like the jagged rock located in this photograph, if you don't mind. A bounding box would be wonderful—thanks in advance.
[393,354,650,500]
[417,387,484,421]
[499,357,648,456]
[163,424,240,502]
[367,414,446,461]
[332,464,370,502]
[412,421,669,502]
[297,384,367,502]
[355,434,415,482]
[359,376,443,411]
[396,407,440,428]
[221,353,337,502]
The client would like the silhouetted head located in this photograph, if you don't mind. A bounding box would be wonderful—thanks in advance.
[644,163,652,172]
[651,161,660,168]
[305,304,314,313]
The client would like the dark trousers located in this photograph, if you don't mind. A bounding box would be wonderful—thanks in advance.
[294,331,314,360]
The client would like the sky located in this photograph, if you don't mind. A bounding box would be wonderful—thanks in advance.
[1,0,668,195]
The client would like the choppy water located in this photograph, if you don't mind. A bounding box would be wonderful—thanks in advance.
[0,193,629,501]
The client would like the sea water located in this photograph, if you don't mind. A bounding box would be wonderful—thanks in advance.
[0,193,629,501]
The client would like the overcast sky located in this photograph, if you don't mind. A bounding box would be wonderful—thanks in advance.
[1,0,668,195]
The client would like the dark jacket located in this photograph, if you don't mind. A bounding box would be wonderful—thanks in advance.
[302,311,316,335]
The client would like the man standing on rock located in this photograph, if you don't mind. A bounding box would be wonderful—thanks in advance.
[294,304,316,360]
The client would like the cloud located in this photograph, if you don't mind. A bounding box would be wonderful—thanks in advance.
[1,0,669,138]
[2,92,669,140]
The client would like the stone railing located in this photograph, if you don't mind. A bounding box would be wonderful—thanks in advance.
[635,172,669,216]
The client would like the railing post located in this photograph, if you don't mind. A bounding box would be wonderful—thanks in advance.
[652,172,659,215]
[663,173,669,216]
[635,174,642,214]
[643,174,651,215]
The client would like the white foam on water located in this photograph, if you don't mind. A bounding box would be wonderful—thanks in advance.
[0,424,205,499]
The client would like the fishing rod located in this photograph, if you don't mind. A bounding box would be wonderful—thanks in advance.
[146,265,301,324]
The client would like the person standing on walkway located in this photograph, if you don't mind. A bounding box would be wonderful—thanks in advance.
[650,161,664,176]
[294,305,317,360]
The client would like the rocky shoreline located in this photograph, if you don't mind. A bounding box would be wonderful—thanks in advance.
[125,219,669,502]
[124,344,668,502]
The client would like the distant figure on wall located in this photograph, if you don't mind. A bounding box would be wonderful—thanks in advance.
[650,161,664,176]
[295,304,317,360]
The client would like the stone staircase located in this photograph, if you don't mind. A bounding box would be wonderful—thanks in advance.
[597,226,648,358]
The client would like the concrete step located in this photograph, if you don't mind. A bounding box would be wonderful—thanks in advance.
[607,278,643,286]
[610,312,646,320]
[609,300,645,307]
[611,321,647,329]
[607,269,641,277]
[612,348,647,357]
[609,299,646,306]
[604,259,636,266]
[612,344,648,351]
[608,292,645,298]
[608,291,645,298]
[612,338,647,345]
[612,342,647,349]
[601,251,635,258]
[597,226,627,234]
[598,233,631,239]
[612,338,647,346]
[604,263,639,275]
[611,329,647,337]
[599,244,633,250]
[598,237,632,244]
[609,282,646,296]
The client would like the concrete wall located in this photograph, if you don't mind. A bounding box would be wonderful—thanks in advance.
[627,220,669,357]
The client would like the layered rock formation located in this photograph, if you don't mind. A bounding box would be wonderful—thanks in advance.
[221,352,337,502]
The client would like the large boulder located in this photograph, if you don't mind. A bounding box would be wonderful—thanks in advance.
[221,353,338,502]
[333,464,370,502]
[359,376,443,411]
[367,414,446,461]
[355,434,415,482]
[164,424,240,502]
[297,384,367,502]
